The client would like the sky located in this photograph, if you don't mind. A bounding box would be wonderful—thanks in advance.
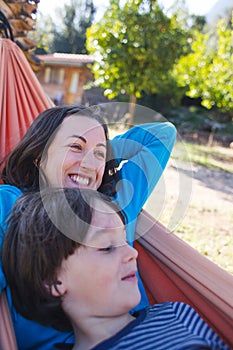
[37,0,218,18]
[159,0,217,15]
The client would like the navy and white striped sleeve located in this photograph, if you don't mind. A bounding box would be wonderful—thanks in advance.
[173,302,230,350]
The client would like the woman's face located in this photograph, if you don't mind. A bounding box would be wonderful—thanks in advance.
[56,199,140,318]
[40,115,107,190]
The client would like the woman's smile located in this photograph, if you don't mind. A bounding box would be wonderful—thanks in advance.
[69,174,90,186]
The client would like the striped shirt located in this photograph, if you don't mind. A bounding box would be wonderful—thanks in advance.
[56,302,229,349]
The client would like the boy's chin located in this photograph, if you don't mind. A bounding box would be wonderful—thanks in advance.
[126,293,142,312]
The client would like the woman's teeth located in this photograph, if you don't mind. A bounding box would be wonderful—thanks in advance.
[70,175,89,185]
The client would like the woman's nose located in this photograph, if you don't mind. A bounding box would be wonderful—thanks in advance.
[80,150,96,169]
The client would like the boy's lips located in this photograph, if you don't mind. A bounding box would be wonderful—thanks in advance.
[121,271,137,282]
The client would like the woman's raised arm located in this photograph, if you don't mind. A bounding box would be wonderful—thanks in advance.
[111,122,176,225]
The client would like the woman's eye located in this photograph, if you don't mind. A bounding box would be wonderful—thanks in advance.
[94,150,106,159]
[70,144,82,151]
[98,246,115,253]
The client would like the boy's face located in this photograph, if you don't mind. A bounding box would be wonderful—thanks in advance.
[56,199,141,318]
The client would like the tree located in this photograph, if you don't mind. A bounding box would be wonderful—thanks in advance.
[32,0,96,54]
[174,16,233,118]
[189,14,207,32]
[51,0,95,54]
[30,14,55,54]
[86,0,190,121]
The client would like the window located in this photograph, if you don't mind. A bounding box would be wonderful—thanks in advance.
[44,68,51,83]
[44,68,65,85]
[69,72,79,94]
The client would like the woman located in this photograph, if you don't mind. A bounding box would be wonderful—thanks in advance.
[0,104,176,349]
[2,188,229,350]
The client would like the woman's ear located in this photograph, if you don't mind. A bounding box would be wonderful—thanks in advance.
[45,280,67,297]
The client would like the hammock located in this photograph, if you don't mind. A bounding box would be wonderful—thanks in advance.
[0,38,53,165]
[0,37,53,349]
[0,36,232,350]
[135,210,233,348]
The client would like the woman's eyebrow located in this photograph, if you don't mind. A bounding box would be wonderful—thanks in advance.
[69,135,107,148]
[69,135,86,143]
[69,135,106,148]
[96,143,106,148]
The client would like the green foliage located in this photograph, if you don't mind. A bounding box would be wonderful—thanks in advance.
[33,0,96,54]
[189,15,207,32]
[86,0,190,102]
[30,15,55,54]
[51,0,96,54]
[174,15,233,116]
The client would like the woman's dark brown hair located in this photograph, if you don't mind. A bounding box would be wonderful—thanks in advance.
[1,105,119,195]
[2,187,125,331]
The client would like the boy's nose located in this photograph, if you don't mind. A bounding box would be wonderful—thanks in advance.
[122,244,138,263]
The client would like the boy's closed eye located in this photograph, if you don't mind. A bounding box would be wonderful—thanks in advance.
[97,239,128,253]
[98,246,116,253]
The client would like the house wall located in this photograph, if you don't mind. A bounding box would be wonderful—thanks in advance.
[36,64,93,105]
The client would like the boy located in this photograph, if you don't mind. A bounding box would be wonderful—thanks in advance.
[2,188,229,349]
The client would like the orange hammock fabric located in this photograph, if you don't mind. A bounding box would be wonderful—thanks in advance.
[0,38,53,164]
[135,210,233,348]
[0,291,17,350]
